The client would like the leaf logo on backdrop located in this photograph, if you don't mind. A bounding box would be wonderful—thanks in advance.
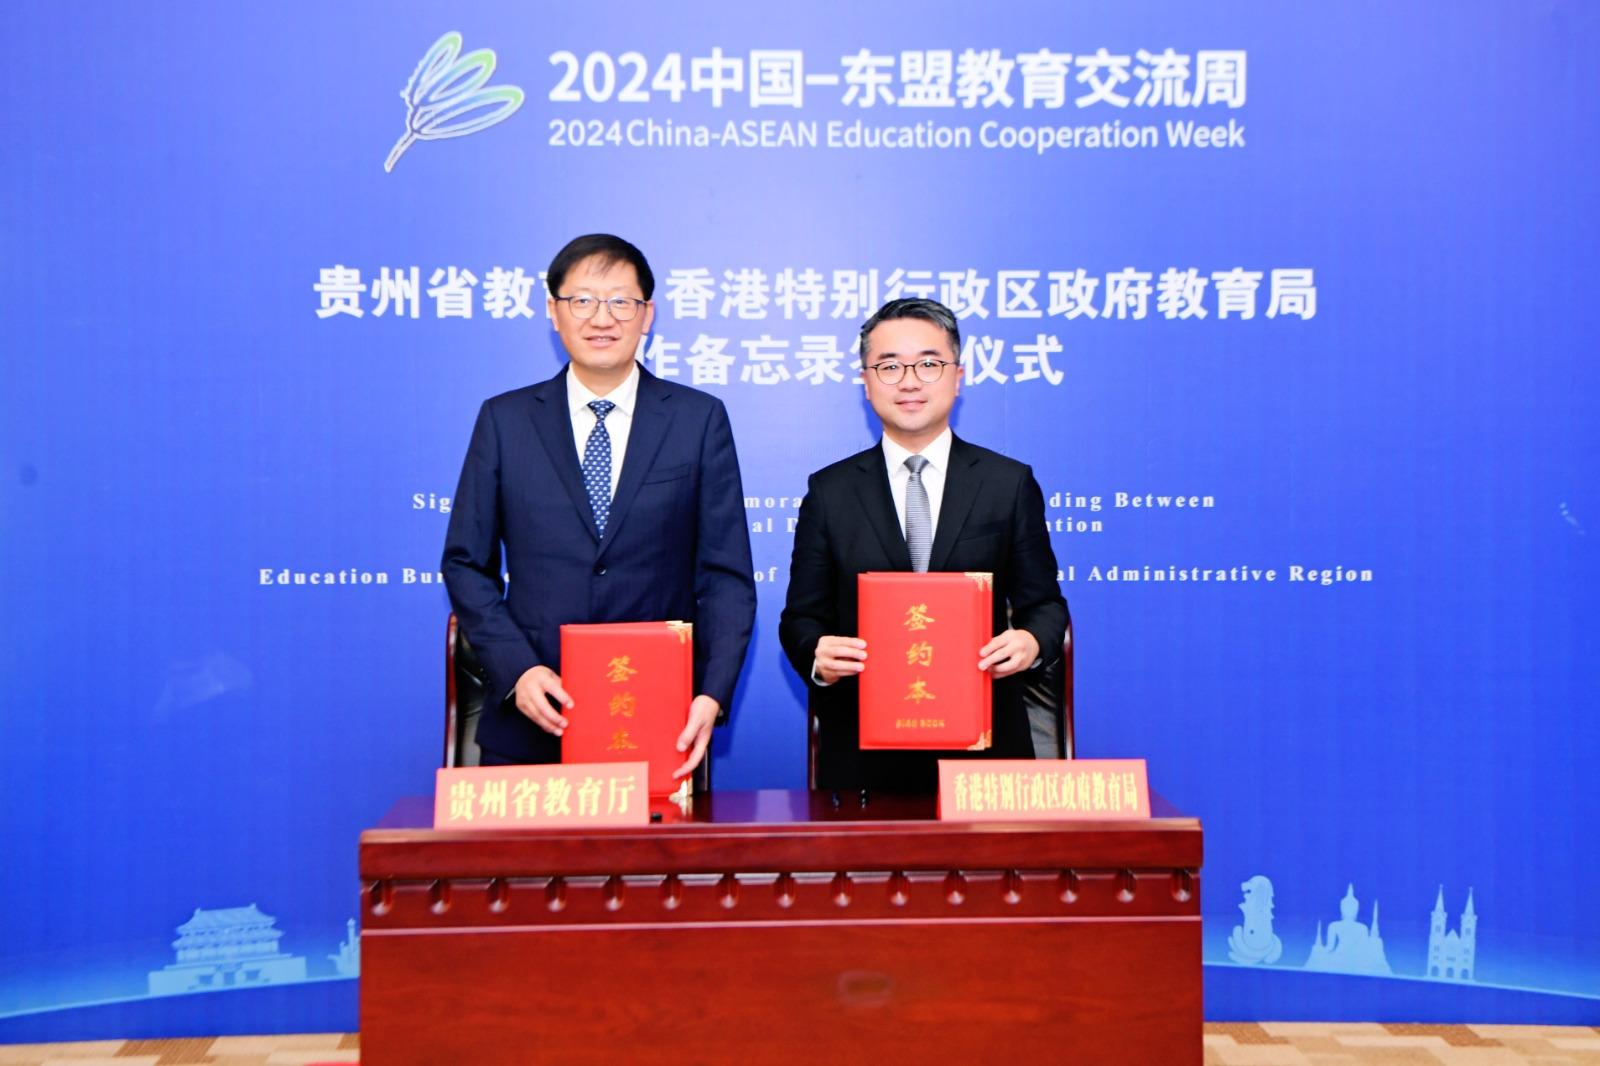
[384,31,524,172]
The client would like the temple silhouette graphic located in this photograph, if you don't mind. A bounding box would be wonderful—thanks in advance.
[1304,884,1392,976]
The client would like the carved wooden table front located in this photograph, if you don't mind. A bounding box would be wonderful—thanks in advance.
[360,790,1202,1065]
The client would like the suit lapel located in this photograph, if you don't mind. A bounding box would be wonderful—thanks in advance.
[597,367,674,557]
[853,445,913,571]
[927,435,982,572]
[528,367,600,543]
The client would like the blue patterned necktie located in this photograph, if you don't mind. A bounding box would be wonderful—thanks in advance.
[904,454,932,572]
[582,399,616,535]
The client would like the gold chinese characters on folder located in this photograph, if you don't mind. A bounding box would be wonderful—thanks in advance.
[857,572,992,750]
[560,621,693,796]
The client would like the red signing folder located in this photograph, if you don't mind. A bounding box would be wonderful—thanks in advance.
[858,572,992,750]
[560,621,693,796]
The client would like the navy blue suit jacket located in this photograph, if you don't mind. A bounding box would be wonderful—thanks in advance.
[442,365,756,763]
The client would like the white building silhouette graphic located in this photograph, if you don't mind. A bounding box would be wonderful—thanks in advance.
[1426,886,1477,982]
[328,917,360,977]
[147,904,306,996]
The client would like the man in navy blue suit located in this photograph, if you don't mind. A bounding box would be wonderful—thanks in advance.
[442,234,755,776]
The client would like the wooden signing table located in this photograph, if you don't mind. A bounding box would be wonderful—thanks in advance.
[360,790,1202,1064]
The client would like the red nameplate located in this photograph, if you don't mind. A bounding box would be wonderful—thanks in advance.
[434,763,648,828]
[937,759,1151,821]
[858,572,993,750]
[561,621,693,797]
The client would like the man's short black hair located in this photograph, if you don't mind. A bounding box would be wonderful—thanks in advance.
[546,233,655,299]
[859,297,961,361]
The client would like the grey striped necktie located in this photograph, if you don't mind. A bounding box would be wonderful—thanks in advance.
[904,454,932,572]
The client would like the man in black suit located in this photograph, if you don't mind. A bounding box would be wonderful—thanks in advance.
[779,298,1068,793]
[443,234,755,777]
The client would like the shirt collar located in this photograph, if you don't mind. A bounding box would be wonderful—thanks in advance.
[881,427,953,475]
[567,361,641,418]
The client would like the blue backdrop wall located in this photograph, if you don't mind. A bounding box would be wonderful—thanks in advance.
[3,0,1596,1040]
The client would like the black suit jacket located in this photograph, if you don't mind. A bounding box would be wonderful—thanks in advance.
[442,365,756,764]
[779,436,1068,793]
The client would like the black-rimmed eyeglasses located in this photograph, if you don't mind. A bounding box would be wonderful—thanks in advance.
[866,358,957,384]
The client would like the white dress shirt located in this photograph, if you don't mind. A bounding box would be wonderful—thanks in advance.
[882,427,953,537]
[567,362,640,498]
[813,428,955,686]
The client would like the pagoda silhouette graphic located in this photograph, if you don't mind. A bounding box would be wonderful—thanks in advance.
[147,904,307,995]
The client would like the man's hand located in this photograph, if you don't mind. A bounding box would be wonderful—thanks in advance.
[814,636,868,685]
[513,665,573,736]
[673,695,720,780]
[978,628,1040,679]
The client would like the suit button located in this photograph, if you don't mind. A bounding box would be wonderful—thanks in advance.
[594,564,607,576]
